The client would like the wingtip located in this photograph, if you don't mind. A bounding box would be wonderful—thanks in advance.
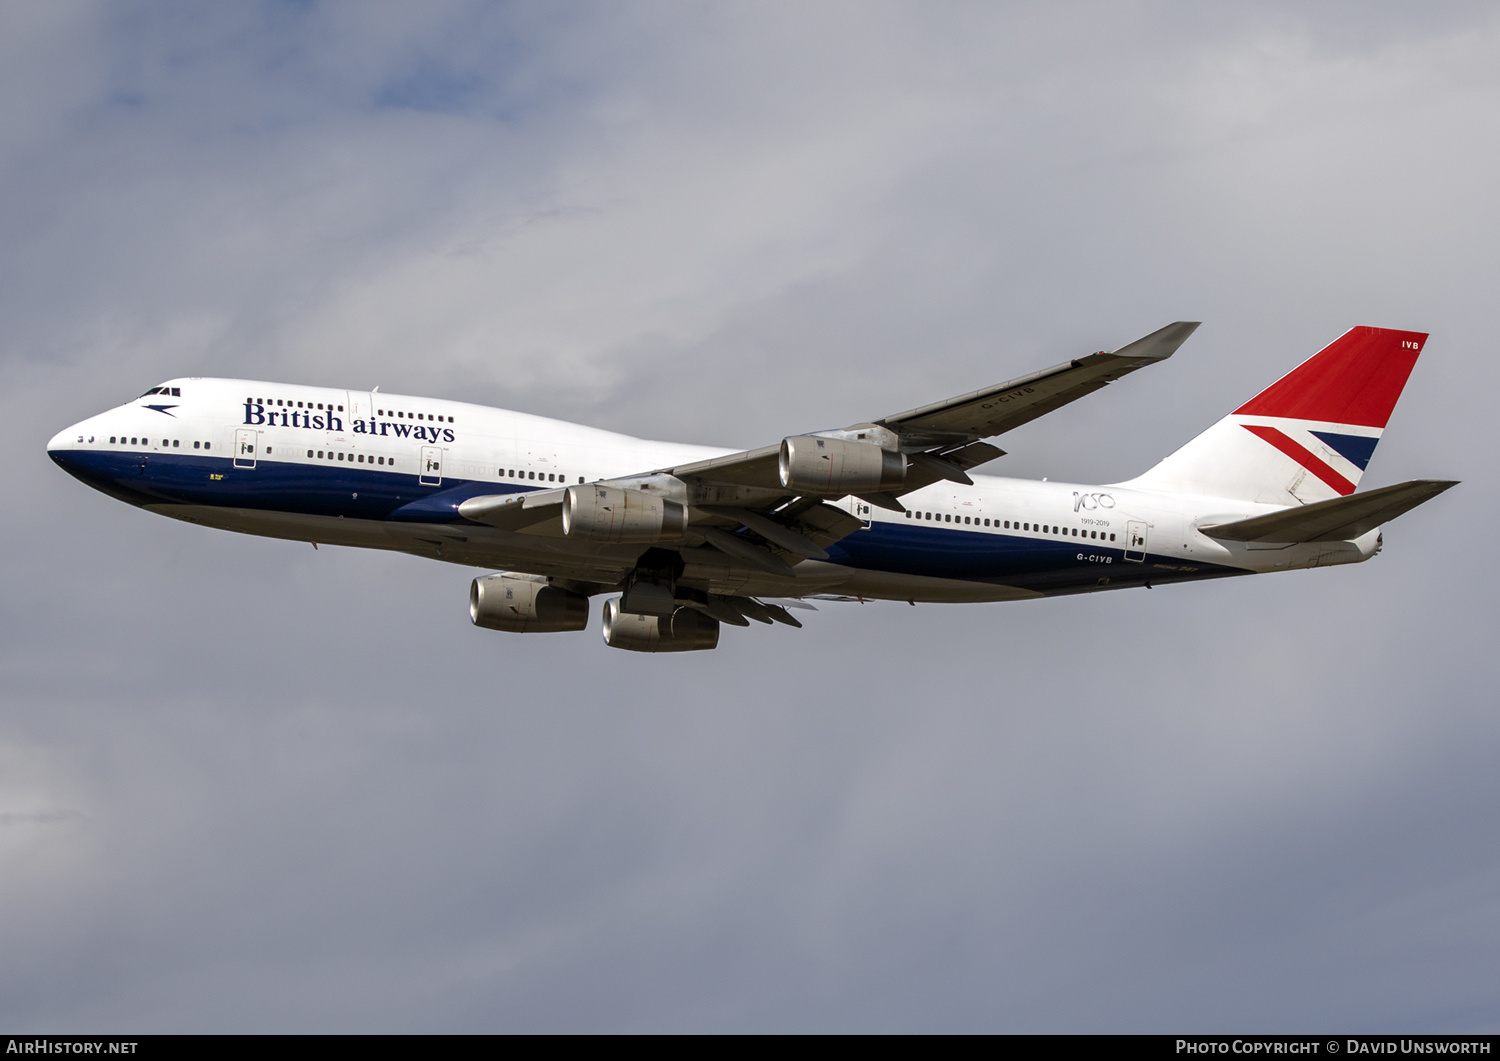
[1110,320,1202,361]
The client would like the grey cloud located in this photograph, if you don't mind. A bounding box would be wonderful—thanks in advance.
[2,0,1497,1032]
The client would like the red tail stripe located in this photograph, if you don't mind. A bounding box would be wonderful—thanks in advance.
[1234,326,1425,428]
[1242,424,1356,496]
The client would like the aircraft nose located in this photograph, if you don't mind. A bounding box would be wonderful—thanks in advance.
[47,422,94,475]
[48,425,79,459]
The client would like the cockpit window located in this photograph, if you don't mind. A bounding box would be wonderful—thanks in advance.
[140,387,162,397]
[138,386,181,398]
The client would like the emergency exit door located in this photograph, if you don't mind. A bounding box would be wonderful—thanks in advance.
[234,429,257,469]
[420,446,443,486]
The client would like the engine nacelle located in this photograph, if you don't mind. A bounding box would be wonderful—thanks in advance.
[563,485,687,543]
[779,436,905,494]
[470,574,589,633]
[601,598,720,653]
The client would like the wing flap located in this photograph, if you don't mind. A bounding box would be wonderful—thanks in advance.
[1201,479,1458,543]
[697,505,831,560]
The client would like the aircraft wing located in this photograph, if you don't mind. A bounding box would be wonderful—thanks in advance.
[666,320,1200,496]
[879,320,1202,448]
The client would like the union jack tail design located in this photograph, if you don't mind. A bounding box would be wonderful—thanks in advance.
[1126,327,1426,504]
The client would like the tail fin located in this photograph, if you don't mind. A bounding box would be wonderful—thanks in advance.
[1125,326,1427,504]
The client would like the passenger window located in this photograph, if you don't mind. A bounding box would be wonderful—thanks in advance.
[110,436,116,444]
[1110,533,1116,541]
[172,440,179,448]
[306,449,313,457]
[317,451,323,458]
[193,441,200,449]
[204,443,210,451]
[548,473,555,481]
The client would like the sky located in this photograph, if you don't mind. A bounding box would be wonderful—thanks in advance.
[2,0,1498,1033]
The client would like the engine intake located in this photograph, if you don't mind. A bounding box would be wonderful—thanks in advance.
[563,485,686,543]
[779,436,905,494]
[601,598,720,652]
[470,574,588,633]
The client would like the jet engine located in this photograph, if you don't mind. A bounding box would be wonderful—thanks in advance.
[779,436,905,494]
[470,574,589,633]
[601,598,720,653]
[563,484,687,544]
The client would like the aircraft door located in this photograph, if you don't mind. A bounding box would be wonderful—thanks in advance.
[420,446,443,486]
[234,429,258,469]
[346,391,372,423]
[1124,520,1148,562]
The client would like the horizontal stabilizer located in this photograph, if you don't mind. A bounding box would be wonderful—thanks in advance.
[1201,479,1457,543]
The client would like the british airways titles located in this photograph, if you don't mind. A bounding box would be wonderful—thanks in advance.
[243,402,456,444]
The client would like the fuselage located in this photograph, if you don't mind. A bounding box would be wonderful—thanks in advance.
[47,377,1379,603]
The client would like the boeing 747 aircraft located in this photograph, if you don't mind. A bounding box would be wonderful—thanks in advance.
[48,323,1455,651]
